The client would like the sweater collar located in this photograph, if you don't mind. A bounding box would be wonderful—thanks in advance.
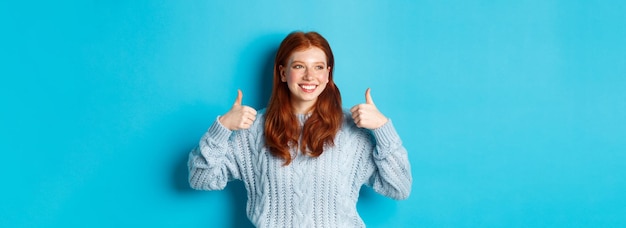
[296,113,311,125]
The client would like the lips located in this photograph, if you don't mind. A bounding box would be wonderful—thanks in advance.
[299,84,317,93]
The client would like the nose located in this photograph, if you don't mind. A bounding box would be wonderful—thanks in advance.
[303,68,312,80]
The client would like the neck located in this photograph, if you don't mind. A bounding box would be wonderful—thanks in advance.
[291,100,315,114]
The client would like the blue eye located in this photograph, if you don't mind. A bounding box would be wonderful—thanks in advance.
[293,65,303,69]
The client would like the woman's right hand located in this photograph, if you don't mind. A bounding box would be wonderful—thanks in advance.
[219,90,257,130]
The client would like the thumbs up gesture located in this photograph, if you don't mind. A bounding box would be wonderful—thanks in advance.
[219,90,258,130]
[350,88,388,129]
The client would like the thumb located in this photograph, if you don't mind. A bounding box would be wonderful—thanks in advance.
[365,88,374,105]
[234,89,243,106]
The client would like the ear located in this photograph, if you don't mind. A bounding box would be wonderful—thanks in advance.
[279,65,287,82]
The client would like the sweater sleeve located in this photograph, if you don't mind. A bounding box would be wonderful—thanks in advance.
[187,117,246,190]
[365,120,412,200]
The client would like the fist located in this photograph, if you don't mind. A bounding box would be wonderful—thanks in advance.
[219,90,257,130]
[350,88,388,129]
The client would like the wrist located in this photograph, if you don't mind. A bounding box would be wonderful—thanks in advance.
[217,115,233,130]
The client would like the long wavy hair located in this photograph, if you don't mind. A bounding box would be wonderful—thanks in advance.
[264,31,343,166]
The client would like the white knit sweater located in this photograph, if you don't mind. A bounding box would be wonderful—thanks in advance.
[188,110,412,227]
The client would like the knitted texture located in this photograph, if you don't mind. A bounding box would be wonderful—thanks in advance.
[188,110,412,227]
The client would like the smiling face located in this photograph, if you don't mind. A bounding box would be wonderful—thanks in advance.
[279,47,331,114]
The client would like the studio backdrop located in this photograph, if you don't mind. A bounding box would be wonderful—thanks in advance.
[1,0,625,227]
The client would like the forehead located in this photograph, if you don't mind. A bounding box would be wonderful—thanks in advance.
[288,47,327,63]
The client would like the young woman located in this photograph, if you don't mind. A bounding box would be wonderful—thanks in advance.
[188,31,412,227]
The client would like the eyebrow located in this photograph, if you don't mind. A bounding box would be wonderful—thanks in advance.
[291,60,326,65]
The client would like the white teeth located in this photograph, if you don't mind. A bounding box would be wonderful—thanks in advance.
[301,85,316,90]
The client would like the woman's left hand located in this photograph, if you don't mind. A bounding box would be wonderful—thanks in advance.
[350,88,388,129]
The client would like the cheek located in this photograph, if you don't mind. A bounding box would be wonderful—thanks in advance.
[287,73,300,83]
[319,72,330,83]
[284,70,296,83]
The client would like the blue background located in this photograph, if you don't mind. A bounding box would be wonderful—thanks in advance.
[1,0,625,227]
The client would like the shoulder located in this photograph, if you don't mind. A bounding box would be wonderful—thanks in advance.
[340,109,371,139]
[251,108,267,129]
[334,110,375,156]
[238,108,267,135]
[256,108,267,121]
[341,109,360,130]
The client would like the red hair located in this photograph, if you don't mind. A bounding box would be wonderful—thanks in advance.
[264,31,343,165]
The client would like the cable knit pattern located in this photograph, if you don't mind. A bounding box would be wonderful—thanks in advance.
[188,110,412,227]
